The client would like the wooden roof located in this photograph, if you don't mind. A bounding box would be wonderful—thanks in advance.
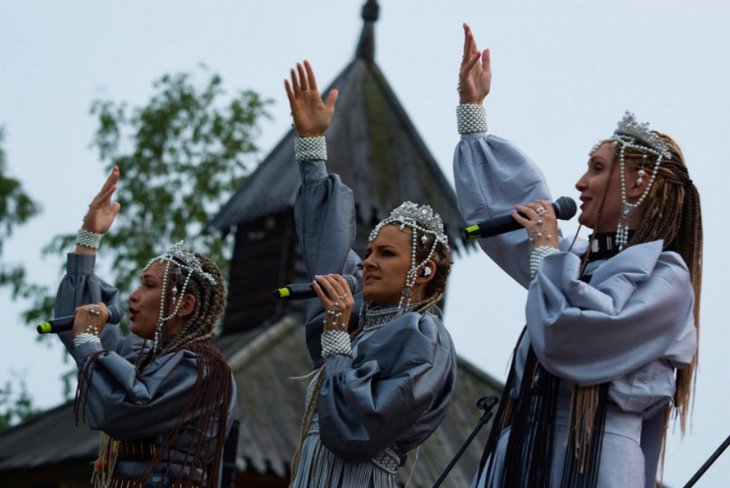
[208,1,468,252]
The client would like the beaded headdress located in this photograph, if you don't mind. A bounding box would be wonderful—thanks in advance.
[145,241,217,351]
[597,111,671,250]
[369,202,449,310]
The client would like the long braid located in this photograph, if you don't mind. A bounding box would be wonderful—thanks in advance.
[626,133,702,432]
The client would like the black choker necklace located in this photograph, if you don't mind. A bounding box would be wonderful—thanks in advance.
[586,231,634,261]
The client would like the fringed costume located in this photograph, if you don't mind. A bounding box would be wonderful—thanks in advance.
[454,126,697,487]
[55,253,236,487]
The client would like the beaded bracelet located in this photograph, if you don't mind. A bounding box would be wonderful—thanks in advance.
[321,330,352,358]
[456,104,488,134]
[76,228,103,249]
[73,332,101,348]
[530,246,559,278]
[294,136,327,161]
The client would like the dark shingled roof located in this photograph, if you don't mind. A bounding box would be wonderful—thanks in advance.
[208,2,468,252]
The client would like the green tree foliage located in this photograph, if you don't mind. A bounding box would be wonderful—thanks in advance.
[43,66,270,296]
[0,374,38,431]
[0,126,42,429]
[0,127,41,299]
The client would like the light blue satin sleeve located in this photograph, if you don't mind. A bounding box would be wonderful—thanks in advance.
[453,133,564,287]
[526,241,696,386]
[317,312,457,462]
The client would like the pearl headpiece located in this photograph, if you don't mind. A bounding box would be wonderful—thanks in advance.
[369,202,449,311]
[595,112,671,250]
[144,241,216,351]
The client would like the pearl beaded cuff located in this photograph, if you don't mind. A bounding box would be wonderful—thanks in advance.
[73,332,101,348]
[456,104,488,134]
[321,330,352,358]
[530,246,559,278]
[294,136,327,161]
[76,228,103,249]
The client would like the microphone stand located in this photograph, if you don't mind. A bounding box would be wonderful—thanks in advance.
[432,395,499,488]
[683,432,730,488]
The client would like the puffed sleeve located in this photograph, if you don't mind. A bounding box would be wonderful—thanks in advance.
[294,158,363,366]
[73,346,204,440]
[317,313,457,462]
[453,133,557,287]
[54,252,125,354]
[526,241,696,385]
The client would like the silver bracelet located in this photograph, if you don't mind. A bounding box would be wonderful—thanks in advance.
[456,104,488,134]
[76,228,103,249]
[294,136,327,161]
[321,330,352,358]
[73,332,101,348]
[530,246,559,278]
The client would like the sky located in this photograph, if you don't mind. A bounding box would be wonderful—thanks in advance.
[1,1,729,485]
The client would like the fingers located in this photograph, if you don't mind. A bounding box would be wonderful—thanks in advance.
[304,60,317,92]
[482,49,491,73]
[289,68,301,96]
[284,79,295,105]
[462,23,477,60]
[296,63,308,91]
[324,89,339,111]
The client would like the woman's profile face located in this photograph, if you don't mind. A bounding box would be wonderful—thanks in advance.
[575,142,624,232]
[362,224,413,305]
[128,261,166,339]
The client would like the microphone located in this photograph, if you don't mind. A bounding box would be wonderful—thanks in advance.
[36,307,122,334]
[274,274,360,300]
[463,196,577,240]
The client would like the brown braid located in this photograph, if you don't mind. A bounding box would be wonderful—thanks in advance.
[158,253,227,356]
[622,132,702,433]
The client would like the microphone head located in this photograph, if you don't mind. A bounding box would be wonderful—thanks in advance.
[552,196,577,220]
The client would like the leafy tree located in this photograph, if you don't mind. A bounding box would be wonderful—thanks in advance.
[36,65,270,320]
[0,127,41,299]
[0,126,42,429]
[0,374,38,431]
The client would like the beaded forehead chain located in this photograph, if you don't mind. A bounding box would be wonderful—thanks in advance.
[145,241,217,351]
[369,202,449,311]
[594,112,671,250]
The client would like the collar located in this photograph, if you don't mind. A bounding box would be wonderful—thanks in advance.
[585,231,635,261]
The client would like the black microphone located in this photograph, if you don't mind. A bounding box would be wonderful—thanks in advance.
[463,196,577,240]
[36,307,122,334]
[274,274,360,300]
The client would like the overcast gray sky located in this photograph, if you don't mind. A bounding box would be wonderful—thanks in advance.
[2,1,729,485]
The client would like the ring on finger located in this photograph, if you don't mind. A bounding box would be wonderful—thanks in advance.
[90,308,101,316]
[536,206,547,216]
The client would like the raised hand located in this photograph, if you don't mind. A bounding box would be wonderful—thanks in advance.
[459,23,491,105]
[82,165,122,235]
[284,60,338,137]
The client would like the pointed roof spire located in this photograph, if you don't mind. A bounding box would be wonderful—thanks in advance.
[356,0,379,61]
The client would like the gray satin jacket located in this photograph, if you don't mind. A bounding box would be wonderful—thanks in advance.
[290,158,457,487]
[55,253,237,485]
[454,132,696,488]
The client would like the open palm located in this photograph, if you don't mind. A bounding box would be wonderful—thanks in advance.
[285,60,338,137]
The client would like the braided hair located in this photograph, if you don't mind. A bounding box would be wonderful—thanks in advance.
[156,252,227,356]
[622,132,702,431]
